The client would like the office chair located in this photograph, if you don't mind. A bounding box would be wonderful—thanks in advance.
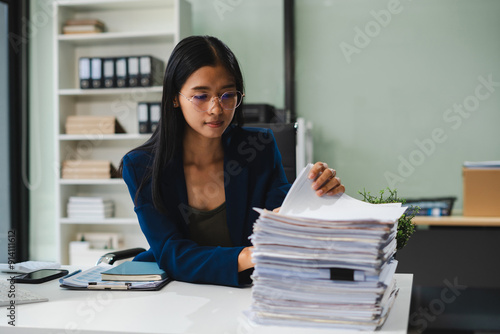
[245,122,297,183]
[96,247,146,265]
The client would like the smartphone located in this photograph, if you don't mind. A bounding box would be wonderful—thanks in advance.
[13,269,69,284]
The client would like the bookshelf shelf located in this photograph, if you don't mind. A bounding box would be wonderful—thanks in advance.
[54,0,191,265]
[55,0,172,11]
[59,133,151,141]
[59,86,163,96]
[59,179,126,185]
[58,31,175,46]
[60,218,138,225]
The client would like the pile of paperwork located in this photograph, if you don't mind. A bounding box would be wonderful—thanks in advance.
[246,164,407,330]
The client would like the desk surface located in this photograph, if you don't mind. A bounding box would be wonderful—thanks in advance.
[413,215,500,226]
[1,270,413,334]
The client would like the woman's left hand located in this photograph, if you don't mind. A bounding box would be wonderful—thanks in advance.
[308,162,345,196]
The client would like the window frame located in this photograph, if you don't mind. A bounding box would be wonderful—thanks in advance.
[2,0,30,262]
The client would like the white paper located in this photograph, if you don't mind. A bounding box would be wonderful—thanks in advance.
[280,164,407,221]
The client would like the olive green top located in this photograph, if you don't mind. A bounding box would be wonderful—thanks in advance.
[186,202,233,247]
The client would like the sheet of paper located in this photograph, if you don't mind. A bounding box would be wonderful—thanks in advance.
[279,163,407,222]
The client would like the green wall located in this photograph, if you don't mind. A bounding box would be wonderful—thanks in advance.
[296,0,500,208]
[29,0,500,260]
[189,0,285,108]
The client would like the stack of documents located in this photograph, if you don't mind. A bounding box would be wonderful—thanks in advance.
[62,160,118,179]
[62,19,105,34]
[67,196,114,219]
[65,115,125,135]
[246,164,407,330]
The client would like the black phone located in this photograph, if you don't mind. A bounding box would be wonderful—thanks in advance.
[13,269,69,284]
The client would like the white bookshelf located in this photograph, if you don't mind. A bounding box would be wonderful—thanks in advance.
[58,86,163,96]
[58,31,175,46]
[53,0,191,264]
[60,133,152,141]
[60,218,139,225]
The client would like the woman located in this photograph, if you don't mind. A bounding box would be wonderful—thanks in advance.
[120,35,344,287]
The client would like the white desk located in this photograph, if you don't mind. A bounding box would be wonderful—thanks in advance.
[1,270,412,334]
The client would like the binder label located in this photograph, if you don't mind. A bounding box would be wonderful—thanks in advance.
[137,102,150,134]
[140,56,152,74]
[79,58,90,79]
[128,57,139,87]
[79,58,91,89]
[116,58,127,76]
[128,58,139,75]
[149,103,161,133]
[150,104,160,121]
[91,58,103,88]
[137,104,148,121]
[91,58,102,79]
[103,60,114,77]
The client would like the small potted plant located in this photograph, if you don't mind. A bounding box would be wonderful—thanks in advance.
[359,188,419,250]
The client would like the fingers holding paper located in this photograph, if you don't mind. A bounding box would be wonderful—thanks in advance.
[308,161,345,196]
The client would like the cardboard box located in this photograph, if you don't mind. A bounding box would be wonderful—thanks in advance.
[463,168,500,216]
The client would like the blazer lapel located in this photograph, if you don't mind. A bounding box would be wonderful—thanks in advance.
[224,159,249,246]
[162,156,189,228]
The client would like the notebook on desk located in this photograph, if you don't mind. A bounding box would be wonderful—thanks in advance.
[101,261,167,281]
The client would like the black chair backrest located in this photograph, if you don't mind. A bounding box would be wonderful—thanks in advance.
[244,123,297,183]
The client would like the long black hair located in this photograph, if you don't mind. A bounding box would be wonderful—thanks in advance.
[119,36,245,213]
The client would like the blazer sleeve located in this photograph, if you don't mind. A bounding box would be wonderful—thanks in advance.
[122,154,246,287]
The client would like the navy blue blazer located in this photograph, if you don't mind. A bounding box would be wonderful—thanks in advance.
[122,125,291,287]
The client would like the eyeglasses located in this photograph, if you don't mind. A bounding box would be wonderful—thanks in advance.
[178,91,244,112]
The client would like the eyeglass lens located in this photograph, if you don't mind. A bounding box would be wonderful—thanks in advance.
[192,91,242,112]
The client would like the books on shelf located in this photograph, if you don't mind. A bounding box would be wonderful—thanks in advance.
[245,164,407,331]
[62,19,105,35]
[101,261,167,282]
[65,115,126,135]
[62,160,119,180]
[67,196,115,219]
